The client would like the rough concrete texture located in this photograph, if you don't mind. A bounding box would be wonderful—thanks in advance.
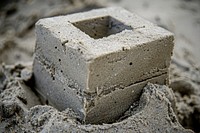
[33,7,174,124]
[0,64,192,132]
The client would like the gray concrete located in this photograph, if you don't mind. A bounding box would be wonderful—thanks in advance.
[33,7,174,124]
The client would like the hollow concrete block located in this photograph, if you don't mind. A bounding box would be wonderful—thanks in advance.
[33,7,174,124]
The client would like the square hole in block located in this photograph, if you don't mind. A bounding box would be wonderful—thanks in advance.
[72,16,133,39]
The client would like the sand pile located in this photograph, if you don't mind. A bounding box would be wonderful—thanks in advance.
[0,63,192,132]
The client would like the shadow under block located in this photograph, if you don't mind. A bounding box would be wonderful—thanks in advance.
[33,7,174,124]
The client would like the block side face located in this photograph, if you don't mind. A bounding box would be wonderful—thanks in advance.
[33,59,85,119]
[87,36,174,93]
[86,74,168,124]
[34,23,90,120]
[35,24,88,91]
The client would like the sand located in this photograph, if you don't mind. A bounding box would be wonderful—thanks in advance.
[0,0,200,132]
[0,63,192,132]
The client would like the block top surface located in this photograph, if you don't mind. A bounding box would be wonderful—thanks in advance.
[36,7,173,61]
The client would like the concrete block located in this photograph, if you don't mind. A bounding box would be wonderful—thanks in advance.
[33,7,174,124]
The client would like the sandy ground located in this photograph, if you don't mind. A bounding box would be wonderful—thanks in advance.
[0,0,200,132]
